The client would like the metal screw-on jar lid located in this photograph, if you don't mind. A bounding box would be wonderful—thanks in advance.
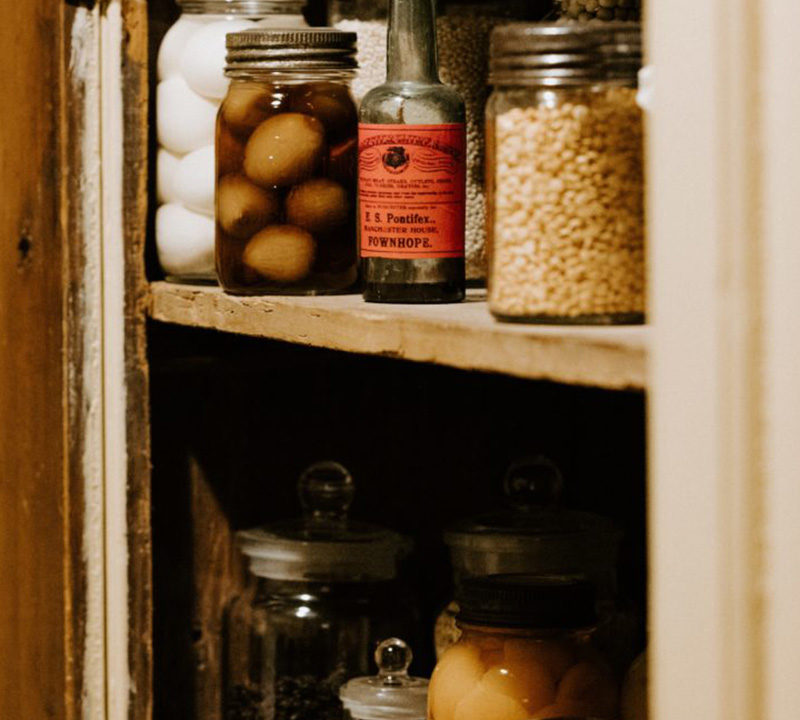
[489,22,641,86]
[226,27,357,74]
[180,0,306,13]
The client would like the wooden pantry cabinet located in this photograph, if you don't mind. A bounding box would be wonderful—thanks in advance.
[0,1,798,719]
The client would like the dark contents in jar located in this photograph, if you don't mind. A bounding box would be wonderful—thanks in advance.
[224,685,266,720]
[224,677,342,720]
[216,81,358,295]
[274,676,343,720]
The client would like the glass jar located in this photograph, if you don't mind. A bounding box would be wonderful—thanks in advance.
[340,639,429,720]
[216,28,359,295]
[429,575,619,720]
[556,0,641,23]
[224,462,414,720]
[435,458,622,660]
[486,23,645,324]
[156,0,308,284]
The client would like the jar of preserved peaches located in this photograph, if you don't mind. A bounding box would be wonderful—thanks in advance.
[429,575,619,720]
[217,28,359,294]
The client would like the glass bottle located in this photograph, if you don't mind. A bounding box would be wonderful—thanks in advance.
[155,0,308,285]
[223,462,415,720]
[359,0,467,303]
[340,639,429,720]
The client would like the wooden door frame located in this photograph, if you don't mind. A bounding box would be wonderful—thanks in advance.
[648,1,800,719]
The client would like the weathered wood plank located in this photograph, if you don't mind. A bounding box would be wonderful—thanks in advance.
[149,283,648,390]
[0,2,103,718]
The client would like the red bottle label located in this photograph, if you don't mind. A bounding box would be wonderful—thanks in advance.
[358,123,466,260]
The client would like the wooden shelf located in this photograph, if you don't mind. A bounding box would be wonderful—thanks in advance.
[148,282,648,390]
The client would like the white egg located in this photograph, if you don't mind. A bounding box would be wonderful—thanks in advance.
[156,204,216,278]
[173,145,215,216]
[180,19,254,101]
[157,148,183,204]
[157,76,218,155]
[157,16,208,81]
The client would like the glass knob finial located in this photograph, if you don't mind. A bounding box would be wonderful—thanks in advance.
[376,638,412,684]
[503,455,564,509]
[299,461,355,526]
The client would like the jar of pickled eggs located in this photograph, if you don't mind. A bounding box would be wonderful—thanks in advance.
[217,28,359,294]
[429,575,619,720]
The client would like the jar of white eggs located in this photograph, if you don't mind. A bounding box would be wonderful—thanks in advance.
[216,28,359,295]
[156,0,308,284]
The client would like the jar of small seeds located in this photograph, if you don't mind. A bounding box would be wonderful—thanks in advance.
[486,23,645,324]
[224,463,413,720]
[557,0,641,23]
[217,28,359,295]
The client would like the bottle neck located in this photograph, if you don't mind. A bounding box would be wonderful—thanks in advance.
[386,0,440,84]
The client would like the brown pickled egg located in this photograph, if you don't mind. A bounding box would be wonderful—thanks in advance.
[286,178,349,235]
[290,83,357,144]
[429,644,485,720]
[453,684,528,720]
[556,661,618,718]
[222,84,288,137]
[504,638,574,684]
[217,125,246,176]
[244,113,326,188]
[217,174,281,240]
[242,225,316,283]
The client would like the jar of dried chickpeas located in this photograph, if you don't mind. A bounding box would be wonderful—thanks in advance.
[486,23,644,324]
[217,28,359,294]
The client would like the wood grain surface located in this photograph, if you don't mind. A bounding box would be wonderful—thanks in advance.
[0,2,86,718]
[149,283,649,390]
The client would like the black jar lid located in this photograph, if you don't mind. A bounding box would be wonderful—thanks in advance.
[457,574,598,629]
[226,27,357,75]
[489,21,641,86]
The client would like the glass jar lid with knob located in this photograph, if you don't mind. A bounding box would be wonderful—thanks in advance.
[340,639,429,720]
[238,461,410,582]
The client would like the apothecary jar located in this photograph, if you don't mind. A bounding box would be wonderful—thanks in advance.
[486,23,645,324]
[223,462,413,720]
[156,0,308,284]
[216,28,359,295]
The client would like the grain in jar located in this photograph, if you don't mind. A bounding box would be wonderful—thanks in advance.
[216,28,359,295]
[486,23,645,324]
[557,0,641,23]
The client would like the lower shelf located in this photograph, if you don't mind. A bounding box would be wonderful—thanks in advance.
[148,281,648,390]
